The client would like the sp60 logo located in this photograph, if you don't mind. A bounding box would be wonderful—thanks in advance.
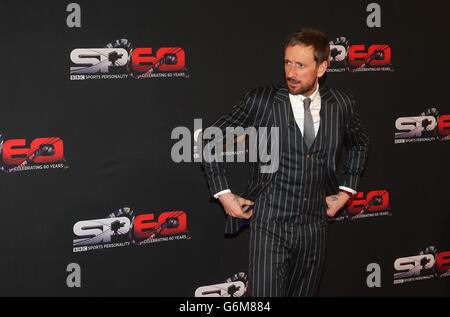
[331,189,390,222]
[394,246,450,284]
[0,135,68,172]
[328,36,393,73]
[70,39,189,80]
[395,108,450,143]
[195,272,248,297]
[73,208,190,252]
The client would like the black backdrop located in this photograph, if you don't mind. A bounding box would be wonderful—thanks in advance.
[0,0,449,296]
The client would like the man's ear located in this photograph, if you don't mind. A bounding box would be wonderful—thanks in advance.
[317,60,328,78]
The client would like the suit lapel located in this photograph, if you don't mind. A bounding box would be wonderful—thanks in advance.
[273,84,291,152]
[308,86,335,151]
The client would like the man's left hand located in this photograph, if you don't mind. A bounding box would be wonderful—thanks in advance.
[325,191,351,218]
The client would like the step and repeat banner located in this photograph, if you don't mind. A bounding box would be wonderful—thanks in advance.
[0,1,448,296]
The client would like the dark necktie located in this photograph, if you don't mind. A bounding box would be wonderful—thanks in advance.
[303,97,315,148]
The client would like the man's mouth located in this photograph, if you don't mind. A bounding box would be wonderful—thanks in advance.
[288,80,300,87]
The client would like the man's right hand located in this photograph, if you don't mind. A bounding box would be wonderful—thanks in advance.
[218,192,254,219]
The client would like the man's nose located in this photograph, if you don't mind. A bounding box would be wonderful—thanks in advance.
[286,65,296,78]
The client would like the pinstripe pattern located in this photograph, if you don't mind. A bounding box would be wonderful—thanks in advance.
[201,83,370,234]
[201,83,369,297]
[248,96,329,296]
[248,218,327,296]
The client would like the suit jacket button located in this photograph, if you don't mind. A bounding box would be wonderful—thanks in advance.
[304,198,307,201]
[306,154,310,159]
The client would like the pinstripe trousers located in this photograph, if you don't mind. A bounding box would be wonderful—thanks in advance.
[247,192,328,297]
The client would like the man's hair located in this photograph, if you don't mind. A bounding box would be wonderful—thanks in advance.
[284,28,330,64]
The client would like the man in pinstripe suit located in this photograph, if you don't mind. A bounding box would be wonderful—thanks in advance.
[201,28,370,296]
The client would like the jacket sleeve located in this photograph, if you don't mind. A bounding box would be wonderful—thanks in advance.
[201,89,255,197]
[340,95,370,192]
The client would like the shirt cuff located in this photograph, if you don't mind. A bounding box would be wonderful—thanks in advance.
[339,186,357,195]
[213,189,231,199]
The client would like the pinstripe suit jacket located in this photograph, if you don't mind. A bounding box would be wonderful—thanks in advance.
[201,82,370,234]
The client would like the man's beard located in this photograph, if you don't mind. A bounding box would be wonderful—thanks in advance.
[285,78,316,96]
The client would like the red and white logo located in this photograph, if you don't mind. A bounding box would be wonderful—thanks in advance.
[69,39,189,80]
[0,135,68,172]
[328,36,393,73]
[395,108,450,143]
[73,208,190,252]
[394,246,450,284]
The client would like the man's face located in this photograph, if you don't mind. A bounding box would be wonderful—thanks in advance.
[284,44,327,96]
